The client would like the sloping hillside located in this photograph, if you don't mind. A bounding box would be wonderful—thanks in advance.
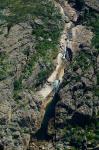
[0,0,99,150]
[0,0,64,149]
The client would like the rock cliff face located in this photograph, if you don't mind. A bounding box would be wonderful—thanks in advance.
[55,49,99,149]
[54,1,99,149]
[0,0,99,150]
[0,21,43,149]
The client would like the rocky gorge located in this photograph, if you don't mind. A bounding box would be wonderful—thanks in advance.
[0,0,99,150]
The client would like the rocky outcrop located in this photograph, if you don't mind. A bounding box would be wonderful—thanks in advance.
[0,22,43,150]
[55,47,99,149]
[85,0,99,12]
[0,87,42,149]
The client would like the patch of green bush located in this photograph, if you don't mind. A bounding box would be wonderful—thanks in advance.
[0,52,12,81]
[71,51,92,72]
[0,0,63,82]
[83,10,99,50]
[36,64,53,86]
[13,78,22,91]
[94,87,99,96]
[96,72,99,85]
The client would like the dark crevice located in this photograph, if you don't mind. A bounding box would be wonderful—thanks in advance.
[31,92,60,141]
[65,47,73,62]
[68,0,85,11]
[71,112,93,127]
[0,143,4,150]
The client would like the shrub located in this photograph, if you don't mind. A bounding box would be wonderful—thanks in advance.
[0,52,12,81]
[13,78,22,91]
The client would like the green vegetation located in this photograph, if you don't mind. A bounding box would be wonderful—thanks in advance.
[0,0,64,88]
[62,126,85,146]
[0,52,12,81]
[0,0,63,85]
[23,53,38,79]
[96,72,99,85]
[59,121,99,149]
[13,77,23,101]
[83,9,99,50]
[90,22,99,49]
[94,87,99,97]
[22,0,63,79]
[36,65,53,86]
[13,78,22,91]
[71,50,92,72]
[81,9,99,98]
[13,90,21,102]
